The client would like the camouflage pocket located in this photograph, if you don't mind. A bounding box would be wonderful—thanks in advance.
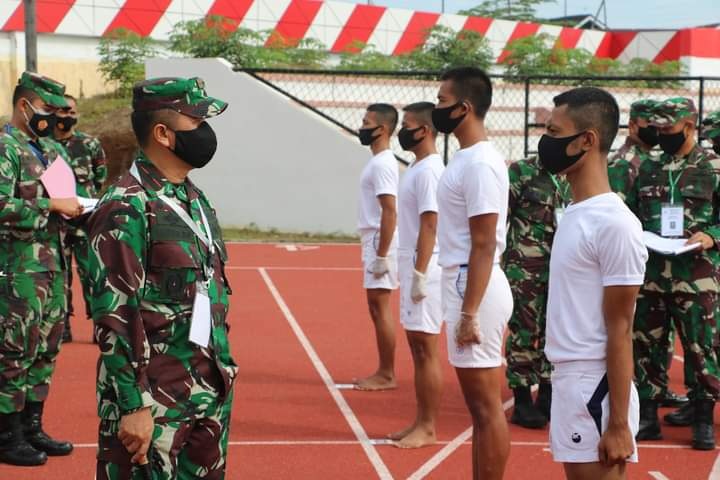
[145,242,201,304]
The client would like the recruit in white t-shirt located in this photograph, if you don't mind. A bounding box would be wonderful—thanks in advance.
[398,153,444,252]
[357,149,399,232]
[545,192,648,364]
[437,141,509,267]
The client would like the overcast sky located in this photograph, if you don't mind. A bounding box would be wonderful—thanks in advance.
[338,0,720,29]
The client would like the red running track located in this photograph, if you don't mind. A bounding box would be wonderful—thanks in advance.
[0,242,718,479]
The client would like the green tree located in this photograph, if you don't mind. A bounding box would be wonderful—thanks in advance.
[337,42,401,71]
[400,25,494,71]
[169,16,265,67]
[459,0,553,21]
[263,32,329,69]
[97,28,157,96]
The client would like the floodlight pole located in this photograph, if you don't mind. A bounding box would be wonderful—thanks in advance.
[24,0,38,72]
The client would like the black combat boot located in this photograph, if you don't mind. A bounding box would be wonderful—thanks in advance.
[691,400,716,451]
[23,402,73,456]
[664,402,694,427]
[510,386,547,429]
[535,382,552,420]
[62,316,72,343]
[660,388,688,408]
[636,400,662,440]
[0,412,47,466]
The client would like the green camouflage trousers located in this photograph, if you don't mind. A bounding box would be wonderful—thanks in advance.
[97,388,233,479]
[634,287,720,401]
[64,232,93,320]
[0,271,66,413]
[505,261,551,388]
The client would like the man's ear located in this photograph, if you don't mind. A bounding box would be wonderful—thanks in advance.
[153,123,173,149]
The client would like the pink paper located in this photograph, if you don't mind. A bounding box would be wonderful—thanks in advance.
[40,155,76,198]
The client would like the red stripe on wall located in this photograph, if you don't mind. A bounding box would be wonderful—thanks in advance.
[497,22,541,63]
[267,0,323,47]
[392,11,440,55]
[654,29,720,63]
[555,27,583,49]
[4,0,75,33]
[207,0,254,29]
[330,4,386,53]
[461,16,492,36]
[103,0,173,36]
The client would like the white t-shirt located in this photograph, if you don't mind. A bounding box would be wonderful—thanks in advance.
[437,141,509,267]
[398,154,444,252]
[357,149,399,232]
[545,192,648,364]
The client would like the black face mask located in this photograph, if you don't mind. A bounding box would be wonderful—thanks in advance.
[537,131,587,175]
[658,130,686,156]
[637,125,658,148]
[171,122,218,169]
[56,116,77,133]
[23,100,55,138]
[359,126,381,146]
[432,102,467,134]
[398,126,424,151]
[713,142,720,155]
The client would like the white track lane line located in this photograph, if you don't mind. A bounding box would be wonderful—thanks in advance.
[649,472,671,480]
[258,268,393,480]
[406,396,517,480]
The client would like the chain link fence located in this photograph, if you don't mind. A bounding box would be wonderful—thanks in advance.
[242,69,720,164]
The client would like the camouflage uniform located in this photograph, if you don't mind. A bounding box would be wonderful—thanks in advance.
[608,100,658,205]
[505,156,569,388]
[630,98,720,403]
[0,74,70,415]
[701,111,720,155]
[58,130,107,319]
[87,78,238,480]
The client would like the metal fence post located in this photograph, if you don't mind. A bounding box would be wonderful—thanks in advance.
[699,77,705,136]
[524,77,531,158]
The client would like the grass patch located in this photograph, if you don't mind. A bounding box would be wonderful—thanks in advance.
[222,225,358,243]
[76,94,132,137]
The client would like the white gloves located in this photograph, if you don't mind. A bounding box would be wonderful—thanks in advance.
[372,256,391,278]
[411,269,427,303]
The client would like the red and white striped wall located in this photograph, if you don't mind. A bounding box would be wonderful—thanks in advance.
[1,0,719,74]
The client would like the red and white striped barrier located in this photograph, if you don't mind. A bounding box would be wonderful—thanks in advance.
[1,0,719,67]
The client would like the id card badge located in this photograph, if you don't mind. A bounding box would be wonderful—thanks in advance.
[189,282,212,348]
[554,207,565,226]
[661,203,684,237]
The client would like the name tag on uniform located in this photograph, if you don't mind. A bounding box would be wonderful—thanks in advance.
[661,203,683,237]
[554,207,565,226]
[189,282,212,348]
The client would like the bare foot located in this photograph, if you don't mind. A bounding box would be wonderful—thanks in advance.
[387,422,417,441]
[394,426,437,449]
[354,374,397,391]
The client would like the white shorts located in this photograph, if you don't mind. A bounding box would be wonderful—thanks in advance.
[399,250,442,334]
[361,230,398,290]
[442,264,513,368]
[550,361,639,464]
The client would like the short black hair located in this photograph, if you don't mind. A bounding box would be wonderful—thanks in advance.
[131,109,177,146]
[12,86,37,108]
[553,87,619,153]
[367,103,398,133]
[403,102,438,136]
[440,67,492,119]
[64,93,77,104]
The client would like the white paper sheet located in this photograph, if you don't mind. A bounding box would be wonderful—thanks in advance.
[78,197,99,212]
[642,231,701,255]
[189,288,212,348]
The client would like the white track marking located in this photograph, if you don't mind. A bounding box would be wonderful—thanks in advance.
[258,268,393,480]
[649,472,671,480]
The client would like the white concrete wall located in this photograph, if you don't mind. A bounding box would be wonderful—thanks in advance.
[146,57,370,235]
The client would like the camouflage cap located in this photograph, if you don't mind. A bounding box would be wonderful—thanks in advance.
[132,77,227,119]
[648,97,697,127]
[629,99,658,120]
[701,111,720,140]
[17,71,68,108]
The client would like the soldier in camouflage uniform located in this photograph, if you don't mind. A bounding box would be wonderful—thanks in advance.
[609,99,688,409]
[701,111,720,155]
[505,155,569,429]
[608,99,658,203]
[87,77,238,479]
[0,72,82,466]
[630,97,720,450]
[53,94,107,342]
